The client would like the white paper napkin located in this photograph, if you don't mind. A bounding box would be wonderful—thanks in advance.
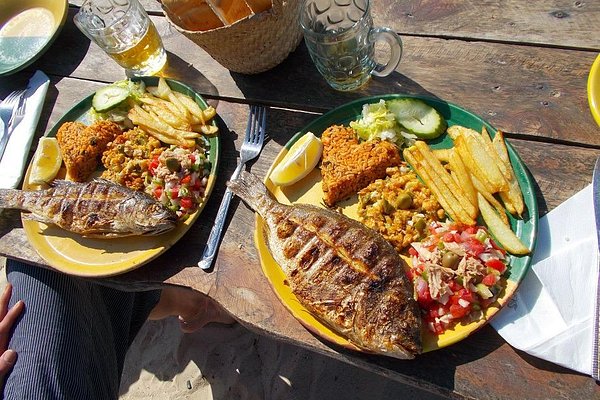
[491,184,598,376]
[0,70,50,189]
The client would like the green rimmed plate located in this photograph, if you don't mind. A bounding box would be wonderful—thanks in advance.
[21,77,220,277]
[0,0,68,76]
[255,94,538,353]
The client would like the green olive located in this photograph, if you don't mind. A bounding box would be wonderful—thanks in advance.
[442,252,461,270]
[381,198,395,214]
[166,157,181,172]
[414,217,426,233]
[393,191,413,209]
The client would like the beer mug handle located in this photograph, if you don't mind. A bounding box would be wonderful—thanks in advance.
[370,27,403,78]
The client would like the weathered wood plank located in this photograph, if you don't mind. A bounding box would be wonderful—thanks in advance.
[387,0,600,51]
[68,1,600,50]
[4,12,598,147]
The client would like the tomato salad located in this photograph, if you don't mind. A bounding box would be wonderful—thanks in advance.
[146,145,210,219]
[408,221,508,335]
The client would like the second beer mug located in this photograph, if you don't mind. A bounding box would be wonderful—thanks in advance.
[300,0,402,91]
[74,0,167,77]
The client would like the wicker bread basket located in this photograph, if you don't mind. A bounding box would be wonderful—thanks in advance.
[161,0,303,74]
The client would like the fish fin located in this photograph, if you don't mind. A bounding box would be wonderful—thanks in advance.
[21,212,54,225]
[93,178,119,186]
[227,171,272,214]
[0,188,22,210]
[51,180,76,188]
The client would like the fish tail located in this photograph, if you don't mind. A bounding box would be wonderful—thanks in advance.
[0,189,24,210]
[227,171,274,216]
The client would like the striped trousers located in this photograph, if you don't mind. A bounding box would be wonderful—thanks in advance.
[2,260,160,399]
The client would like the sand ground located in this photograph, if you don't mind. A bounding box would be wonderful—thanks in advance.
[119,318,448,400]
[0,259,448,400]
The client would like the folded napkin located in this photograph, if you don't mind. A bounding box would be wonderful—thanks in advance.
[491,184,597,376]
[0,70,50,189]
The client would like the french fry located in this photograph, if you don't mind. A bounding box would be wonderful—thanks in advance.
[450,126,508,193]
[129,105,200,143]
[405,146,476,226]
[131,79,219,148]
[414,141,478,219]
[448,148,478,215]
[477,193,530,255]
[432,148,452,163]
[146,102,193,131]
[463,134,508,192]
[471,175,509,226]
[197,124,219,136]
[173,92,206,124]
[492,130,525,216]
[454,135,497,194]
[404,148,474,225]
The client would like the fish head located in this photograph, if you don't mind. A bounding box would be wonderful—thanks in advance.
[134,202,178,235]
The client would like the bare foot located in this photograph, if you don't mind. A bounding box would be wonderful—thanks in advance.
[178,297,235,333]
[149,286,235,332]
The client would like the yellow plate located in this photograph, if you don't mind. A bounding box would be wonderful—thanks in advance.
[0,0,68,76]
[255,95,537,354]
[22,77,220,277]
[588,54,600,127]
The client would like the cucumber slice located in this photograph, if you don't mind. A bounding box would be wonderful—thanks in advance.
[386,98,447,139]
[92,85,130,112]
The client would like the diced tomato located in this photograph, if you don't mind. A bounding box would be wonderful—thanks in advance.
[153,186,163,199]
[482,274,497,286]
[416,285,434,308]
[192,179,202,190]
[443,232,455,242]
[170,188,179,199]
[188,154,196,163]
[406,269,415,281]
[408,247,418,257]
[180,197,194,209]
[450,303,470,319]
[431,320,445,335]
[459,289,475,303]
[449,280,461,292]
[180,174,192,184]
[453,232,463,243]
[489,238,507,254]
[485,259,506,273]
[464,238,485,256]
[149,160,159,175]
[465,226,478,234]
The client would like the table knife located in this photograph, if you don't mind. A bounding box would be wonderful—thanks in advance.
[591,156,600,381]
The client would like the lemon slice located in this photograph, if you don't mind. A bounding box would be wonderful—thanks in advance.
[270,131,323,187]
[29,137,62,185]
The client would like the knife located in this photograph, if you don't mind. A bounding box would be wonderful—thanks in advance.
[591,156,600,381]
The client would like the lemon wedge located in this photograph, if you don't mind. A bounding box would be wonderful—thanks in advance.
[270,131,323,187]
[29,137,62,185]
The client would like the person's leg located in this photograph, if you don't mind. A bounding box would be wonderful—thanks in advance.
[148,286,234,333]
[3,260,160,400]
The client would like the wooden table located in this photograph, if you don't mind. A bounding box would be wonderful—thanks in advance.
[1,1,599,398]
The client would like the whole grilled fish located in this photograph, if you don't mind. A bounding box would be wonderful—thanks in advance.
[0,179,177,238]
[228,172,422,359]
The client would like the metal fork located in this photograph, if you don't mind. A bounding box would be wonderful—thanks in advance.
[198,105,267,270]
[0,92,27,161]
[0,89,26,135]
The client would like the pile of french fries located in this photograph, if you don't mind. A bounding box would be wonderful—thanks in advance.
[128,78,218,148]
[403,126,530,255]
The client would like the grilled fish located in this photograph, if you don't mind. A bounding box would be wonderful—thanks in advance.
[228,172,422,359]
[0,179,177,238]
